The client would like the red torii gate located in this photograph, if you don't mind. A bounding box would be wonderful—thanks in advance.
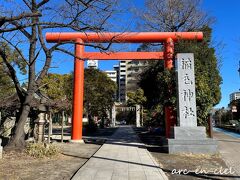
[46,32,203,142]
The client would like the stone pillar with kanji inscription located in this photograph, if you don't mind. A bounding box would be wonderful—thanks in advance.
[167,53,217,154]
[177,53,197,127]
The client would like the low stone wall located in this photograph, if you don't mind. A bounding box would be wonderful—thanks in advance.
[0,138,2,159]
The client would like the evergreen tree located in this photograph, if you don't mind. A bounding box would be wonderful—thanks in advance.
[40,73,72,111]
[84,68,117,119]
[0,43,25,100]
[140,27,222,126]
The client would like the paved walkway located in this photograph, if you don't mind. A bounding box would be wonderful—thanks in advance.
[213,128,240,176]
[72,126,168,180]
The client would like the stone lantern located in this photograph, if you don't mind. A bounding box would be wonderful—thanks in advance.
[34,96,48,143]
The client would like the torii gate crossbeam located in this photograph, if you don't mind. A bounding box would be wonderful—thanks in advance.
[83,52,164,60]
[46,32,203,142]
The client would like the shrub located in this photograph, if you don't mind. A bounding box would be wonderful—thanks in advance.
[25,143,60,158]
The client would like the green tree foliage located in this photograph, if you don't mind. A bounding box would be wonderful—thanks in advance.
[41,73,71,101]
[214,107,232,126]
[40,73,72,111]
[84,68,116,119]
[140,62,176,125]
[140,27,222,126]
[0,68,14,99]
[126,88,147,125]
[175,26,222,125]
[127,88,147,106]
[41,70,116,120]
[0,42,25,99]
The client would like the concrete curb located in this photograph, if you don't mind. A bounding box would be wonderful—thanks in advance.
[146,150,168,180]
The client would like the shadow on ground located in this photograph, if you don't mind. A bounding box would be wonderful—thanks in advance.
[133,127,239,180]
[48,126,118,145]
[0,126,119,180]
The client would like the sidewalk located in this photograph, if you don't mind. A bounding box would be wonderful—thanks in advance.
[213,128,240,176]
[72,125,168,180]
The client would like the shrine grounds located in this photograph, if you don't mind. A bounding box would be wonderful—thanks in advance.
[0,126,239,180]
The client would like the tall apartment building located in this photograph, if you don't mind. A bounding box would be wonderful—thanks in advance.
[230,92,240,102]
[118,61,127,102]
[105,61,126,102]
[105,60,150,103]
[113,65,120,101]
[105,70,118,101]
[126,60,149,93]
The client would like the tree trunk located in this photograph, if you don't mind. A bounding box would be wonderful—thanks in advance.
[0,111,2,126]
[47,111,52,143]
[5,96,32,151]
[61,111,65,143]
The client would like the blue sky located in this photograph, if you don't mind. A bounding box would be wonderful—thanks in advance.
[16,0,240,108]
[201,0,240,108]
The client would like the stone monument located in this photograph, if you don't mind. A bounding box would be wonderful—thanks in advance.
[168,53,217,154]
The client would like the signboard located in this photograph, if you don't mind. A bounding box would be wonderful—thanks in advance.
[87,60,98,68]
[115,107,136,111]
[177,53,197,127]
[232,105,237,112]
[83,118,88,123]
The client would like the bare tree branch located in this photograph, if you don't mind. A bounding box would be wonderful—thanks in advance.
[35,52,52,86]
[10,21,32,39]
[0,36,29,66]
[37,0,50,8]
[35,16,52,86]
[137,0,214,32]
[75,0,95,7]
[41,22,94,31]
[22,0,32,10]
[0,12,41,28]
[0,23,34,34]
[55,47,76,58]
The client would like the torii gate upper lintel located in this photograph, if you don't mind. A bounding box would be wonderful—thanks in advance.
[45,32,203,142]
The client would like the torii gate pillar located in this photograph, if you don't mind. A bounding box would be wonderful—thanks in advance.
[71,39,84,142]
[164,37,176,138]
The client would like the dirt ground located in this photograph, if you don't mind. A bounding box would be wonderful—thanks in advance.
[152,152,236,180]
[0,143,100,180]
[134,127,238,180]
[0,127,118,180]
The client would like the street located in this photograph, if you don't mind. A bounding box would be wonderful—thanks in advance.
[213,128,240,176]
